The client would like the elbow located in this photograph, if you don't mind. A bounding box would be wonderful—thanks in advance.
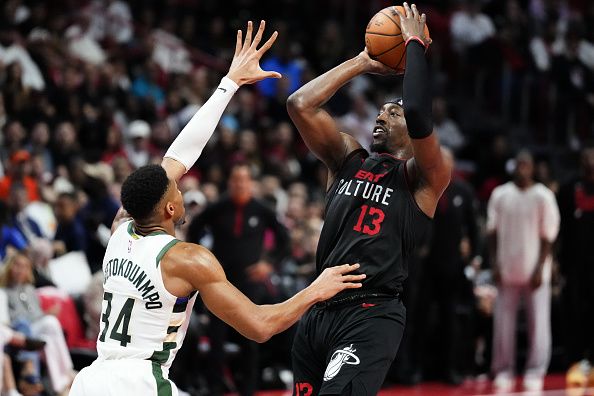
[249,325,273,344]
[254,332,272,344]
[287,91,308,113]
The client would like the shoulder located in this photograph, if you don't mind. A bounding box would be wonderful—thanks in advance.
[332,133,366,171]
[489,182,511,202]
[164,242,222,282]
[494,182,513,194]
[533,183,557,201]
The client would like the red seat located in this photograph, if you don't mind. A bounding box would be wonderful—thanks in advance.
[36,286,96,350]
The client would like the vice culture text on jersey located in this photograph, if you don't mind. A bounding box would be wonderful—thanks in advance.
[335,169,395,206]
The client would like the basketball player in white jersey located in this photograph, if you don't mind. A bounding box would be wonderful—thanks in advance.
[69,21,365,396]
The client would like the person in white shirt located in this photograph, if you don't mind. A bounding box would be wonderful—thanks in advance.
[450,0,495,53]
[487,150,560,392]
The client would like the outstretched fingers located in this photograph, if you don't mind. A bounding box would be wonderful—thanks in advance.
[251,20,265,50]
[243,20,253,49]
[256,30,278,57]
[234,29,242,57]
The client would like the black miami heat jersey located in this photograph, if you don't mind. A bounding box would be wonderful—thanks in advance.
[316,149,431,293]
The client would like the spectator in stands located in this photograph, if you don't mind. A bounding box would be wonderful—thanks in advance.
[451,0,496,54]
[53,192,86,254]
[50,122,80,169]
[124,120,153,169]
[0,121,26,167]
[25,122,53,176]
[0,253,75,395]
[338,93,376,150]
[0,151,39,202]
[433,97,466,153]
[0,287,45,396]
[551,23,594,145]
[487,151,560,392]
[0,201,27,260]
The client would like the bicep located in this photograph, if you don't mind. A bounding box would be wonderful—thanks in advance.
[287,102,360,172]
[177,245,262,339]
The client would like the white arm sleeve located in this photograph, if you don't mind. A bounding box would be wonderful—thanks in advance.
[164,76,239,171]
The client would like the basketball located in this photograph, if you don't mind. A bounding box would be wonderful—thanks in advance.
[365,6,430,71]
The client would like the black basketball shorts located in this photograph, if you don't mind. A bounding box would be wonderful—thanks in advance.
[291,296,406,396]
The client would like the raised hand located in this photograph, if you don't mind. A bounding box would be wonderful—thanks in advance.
[225,20,282,86]
[394,3,432,47]
[309,263,366,301]
[358,48,399,75]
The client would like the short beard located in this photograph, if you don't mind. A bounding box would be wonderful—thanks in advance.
[370,142,389,153]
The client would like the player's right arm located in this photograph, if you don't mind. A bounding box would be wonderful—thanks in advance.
[286,60,363,175]
[287,50,395,184]
[163,243,364,343]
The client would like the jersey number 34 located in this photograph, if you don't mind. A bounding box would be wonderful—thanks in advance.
[99,292,134,346]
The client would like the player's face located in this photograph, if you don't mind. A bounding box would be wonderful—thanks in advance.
[371,103,408,153]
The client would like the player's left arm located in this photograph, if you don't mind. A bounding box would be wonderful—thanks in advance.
[161,21,281,182]
[397,3,452,217]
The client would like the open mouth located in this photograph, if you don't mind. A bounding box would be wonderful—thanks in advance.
[372,126,386,138]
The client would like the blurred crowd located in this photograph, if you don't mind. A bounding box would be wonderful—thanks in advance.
[0,0,593,395]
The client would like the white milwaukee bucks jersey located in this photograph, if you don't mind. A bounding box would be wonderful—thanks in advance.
[97,220,197,370]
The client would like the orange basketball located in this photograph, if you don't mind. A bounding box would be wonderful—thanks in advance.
[365,6,430,71]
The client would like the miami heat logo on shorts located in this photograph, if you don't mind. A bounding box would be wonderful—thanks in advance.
[323,344,361,381]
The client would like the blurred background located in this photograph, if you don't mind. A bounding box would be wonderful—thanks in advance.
[0,0,593,395]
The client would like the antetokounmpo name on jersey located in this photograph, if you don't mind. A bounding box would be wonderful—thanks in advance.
[336,169,394,205]
[103,258,162,309]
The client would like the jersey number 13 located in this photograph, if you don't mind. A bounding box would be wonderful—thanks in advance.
[353,204,385,236]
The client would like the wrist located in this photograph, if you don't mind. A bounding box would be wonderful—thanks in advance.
[222,75,242,90]
[303,284,323,304]
[354,53,373,74]
[405,36,428,51]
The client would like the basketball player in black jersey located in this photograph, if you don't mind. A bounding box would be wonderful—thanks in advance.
[287,4,452,395]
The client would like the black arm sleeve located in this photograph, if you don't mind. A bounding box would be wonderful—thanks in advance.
[402,41,433,139]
